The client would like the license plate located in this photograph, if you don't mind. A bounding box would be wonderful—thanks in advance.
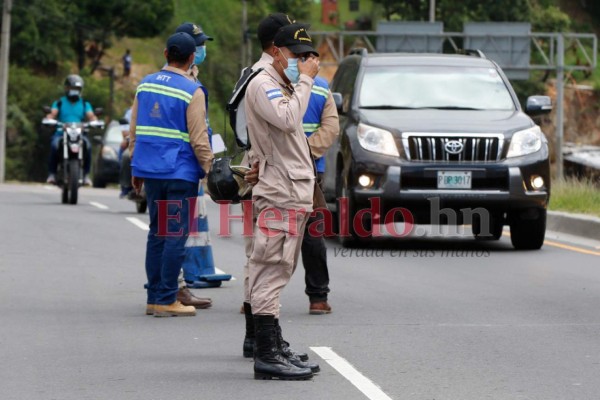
[437,171,472,189]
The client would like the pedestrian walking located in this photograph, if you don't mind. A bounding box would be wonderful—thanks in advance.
[129,32,213,317]
[122,49,132,77]
[244,23,322,380]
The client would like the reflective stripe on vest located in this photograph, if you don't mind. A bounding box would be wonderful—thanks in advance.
[136,82,193,104]
[135,126,190,143]
[303,77,329,173]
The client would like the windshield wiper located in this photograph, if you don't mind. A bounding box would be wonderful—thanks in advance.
[359,105,421,110]
[427,106,482,110]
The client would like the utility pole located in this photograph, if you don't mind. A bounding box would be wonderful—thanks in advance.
[556,34,565,180]
[241,0,247,69]
[429,0,435,22]
[0,0,13,183]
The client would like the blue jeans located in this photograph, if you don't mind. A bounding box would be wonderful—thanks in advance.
[144,178,198,305]
[48,134,92,174]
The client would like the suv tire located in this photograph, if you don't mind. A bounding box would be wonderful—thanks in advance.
[509,208,546,250]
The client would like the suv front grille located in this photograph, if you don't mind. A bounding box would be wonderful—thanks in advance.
[402,133,505,162]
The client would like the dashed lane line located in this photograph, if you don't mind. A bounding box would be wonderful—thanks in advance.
[311,347,393,400]
[89,201,109,210]
[126,217,150,231]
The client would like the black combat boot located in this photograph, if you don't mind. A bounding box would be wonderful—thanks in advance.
[243,302,254,358]
[274,318,309,361]
[253,314,313,380]
[275,318,320,373]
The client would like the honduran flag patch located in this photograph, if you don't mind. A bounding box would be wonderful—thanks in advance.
[266,88,283,100]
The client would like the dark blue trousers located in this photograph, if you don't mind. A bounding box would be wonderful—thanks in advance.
[144,178,197,305]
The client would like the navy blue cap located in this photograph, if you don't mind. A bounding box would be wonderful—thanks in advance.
[176,22,213,46]
[257,13,295,46]
[166,32,196,58]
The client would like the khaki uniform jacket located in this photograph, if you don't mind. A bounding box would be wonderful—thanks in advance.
[245,64,315,212]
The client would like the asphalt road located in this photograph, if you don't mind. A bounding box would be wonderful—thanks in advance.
[1,183,600,400]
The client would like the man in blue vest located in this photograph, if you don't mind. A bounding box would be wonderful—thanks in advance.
[128,32,213,317]
[300,74,339,315]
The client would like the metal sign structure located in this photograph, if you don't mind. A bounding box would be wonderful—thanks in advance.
[310,26,597,179]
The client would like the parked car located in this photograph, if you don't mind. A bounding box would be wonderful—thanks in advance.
[92,120,126,188]
[323,49,552,250]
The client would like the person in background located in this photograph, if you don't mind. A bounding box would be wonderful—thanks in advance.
[129,32,213,317]
[122,49,132,77]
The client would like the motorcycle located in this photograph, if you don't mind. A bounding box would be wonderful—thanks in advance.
[42,113,104,205]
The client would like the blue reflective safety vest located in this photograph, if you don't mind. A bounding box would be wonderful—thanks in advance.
[303,76,329,173]
[132,70,207,182]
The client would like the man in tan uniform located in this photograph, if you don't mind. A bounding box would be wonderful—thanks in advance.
[245,23,320,380]
[241,14,338,369]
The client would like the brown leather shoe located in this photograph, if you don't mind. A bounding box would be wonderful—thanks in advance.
[309,301,332,315]
[177,287,212,309]
[146,304,155,315]
[154,301,196,317]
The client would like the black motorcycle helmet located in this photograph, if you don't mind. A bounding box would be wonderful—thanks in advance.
[206,157,251,204]
[64,74,84,102]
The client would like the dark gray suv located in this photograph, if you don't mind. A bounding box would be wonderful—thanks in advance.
[323,50,552,250]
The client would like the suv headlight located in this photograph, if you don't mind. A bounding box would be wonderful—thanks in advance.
[506,126,544,158]
[357,123,399,157]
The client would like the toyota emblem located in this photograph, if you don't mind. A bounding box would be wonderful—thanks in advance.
[444,140,464,154]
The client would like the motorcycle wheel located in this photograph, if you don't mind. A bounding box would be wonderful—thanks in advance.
[136,199,147,214]
[61,186,68,204]
[60,162,68,204]
[68,159,80,205]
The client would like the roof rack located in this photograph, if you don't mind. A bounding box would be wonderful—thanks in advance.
[458,49,486,58]
[348,47,368,57]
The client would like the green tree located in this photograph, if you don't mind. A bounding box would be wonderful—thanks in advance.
[8,0,174,72]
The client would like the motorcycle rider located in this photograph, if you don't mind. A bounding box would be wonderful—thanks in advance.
[46,74,98,185]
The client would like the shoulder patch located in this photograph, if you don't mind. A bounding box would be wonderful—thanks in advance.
[265,88,283,101]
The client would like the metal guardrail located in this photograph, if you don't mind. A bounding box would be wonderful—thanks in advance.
[310,31,597,71]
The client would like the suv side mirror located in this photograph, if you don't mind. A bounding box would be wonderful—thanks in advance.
[332,92,343,113]
[525,96,552,116]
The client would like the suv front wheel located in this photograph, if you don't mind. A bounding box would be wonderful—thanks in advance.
[509,208,547,250]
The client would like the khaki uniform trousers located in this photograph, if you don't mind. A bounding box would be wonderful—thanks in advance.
[248,202,309,317]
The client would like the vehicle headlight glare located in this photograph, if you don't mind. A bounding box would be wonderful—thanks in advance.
[531,175,544,190]
[507,126,544,158]
[357,123,399,157]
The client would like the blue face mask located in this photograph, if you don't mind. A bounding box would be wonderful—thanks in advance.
[194,45,206,65]
[283,56,300,84]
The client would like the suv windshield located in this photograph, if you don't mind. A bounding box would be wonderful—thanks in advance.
[359,65,515,111]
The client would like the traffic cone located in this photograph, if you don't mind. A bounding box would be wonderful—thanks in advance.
[183,184,232,288]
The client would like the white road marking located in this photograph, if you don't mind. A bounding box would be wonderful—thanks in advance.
[311,347,393,400]
[89,201,109,210]
[126,217,149,231]
[43,185,56,190]
[215,267,236,280]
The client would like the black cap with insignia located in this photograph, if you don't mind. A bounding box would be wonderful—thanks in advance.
[274,23,319,57]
